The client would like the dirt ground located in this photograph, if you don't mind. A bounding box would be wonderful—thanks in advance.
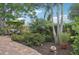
[31,42,72,55]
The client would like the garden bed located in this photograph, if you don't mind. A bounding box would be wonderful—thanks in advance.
[31,42,72,55]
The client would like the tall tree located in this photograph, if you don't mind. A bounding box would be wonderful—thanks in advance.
[60,3,64,33]
[55,3,64,44]
[50,4,58,44]
[56,4,60,44]
[29,3,64,44]
[59,3,64,44]
[41,4,58,44]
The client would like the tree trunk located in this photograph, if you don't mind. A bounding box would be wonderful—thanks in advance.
[60,3,64,44]
[60,3,64,33]
[56,4,60,44]
[51,4,58,44]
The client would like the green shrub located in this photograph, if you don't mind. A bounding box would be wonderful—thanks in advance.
[30,19,53,37]
[72,36,79,55]
[60,32,70,43]
[0,28,6,35]
[11,34,24,42]
[71,22,79,54]
[11,32,46,46]
[69,36,75,43]
[45,35,52,42]
[24,33,46,46]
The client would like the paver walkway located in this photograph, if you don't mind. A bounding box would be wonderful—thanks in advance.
[0,36,41,55]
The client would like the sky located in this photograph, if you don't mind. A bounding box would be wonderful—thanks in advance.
[36,3,72,23]
[64,3,72,15]
[36,3,72,17]
[19,3,72,24]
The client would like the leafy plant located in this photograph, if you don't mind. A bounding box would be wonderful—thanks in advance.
[30,19,52,33]
[11,32,46,46]
[0,28,4,35]
[71,22,79,36]
[24,32,46,46]
[69,36,75,43]
[6,20,24,34]
[71,22,79,54]
[60,32,70,43]
[44,34,53,42]
[29,19,53,42]
[72,36,79,55]
[11,34,25,42]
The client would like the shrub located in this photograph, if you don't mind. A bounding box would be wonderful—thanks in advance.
[30,19,52,36]
[0,28,6,35]
[72,36,79,55]
[11,34,24,42]
[45,35,53,42]
[71,22,79,54]
[29,19,53,42]
[69,36,75,43]
[24,33,46,46]
[11,32,46,46]
[60,32,70,43]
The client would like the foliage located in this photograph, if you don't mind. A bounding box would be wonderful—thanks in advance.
[24,32,46,46]
[70,36,75,43]
[72,22,79,35]
[11,34,25,42]
[45,34,53,42]
[30,19,52,33]
[72,36,79,55]
[0,3,36,20]
[60,32,70,43]
[11,32,46,46]
[29,19,53,42]
[69,10,79,54]
[0,28,5,35]
[71,22,79,54]
[69,4,79,21]
[6,19,24,34]
[0,3,37,33]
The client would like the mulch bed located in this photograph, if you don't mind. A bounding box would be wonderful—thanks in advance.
[31,42,72,55]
